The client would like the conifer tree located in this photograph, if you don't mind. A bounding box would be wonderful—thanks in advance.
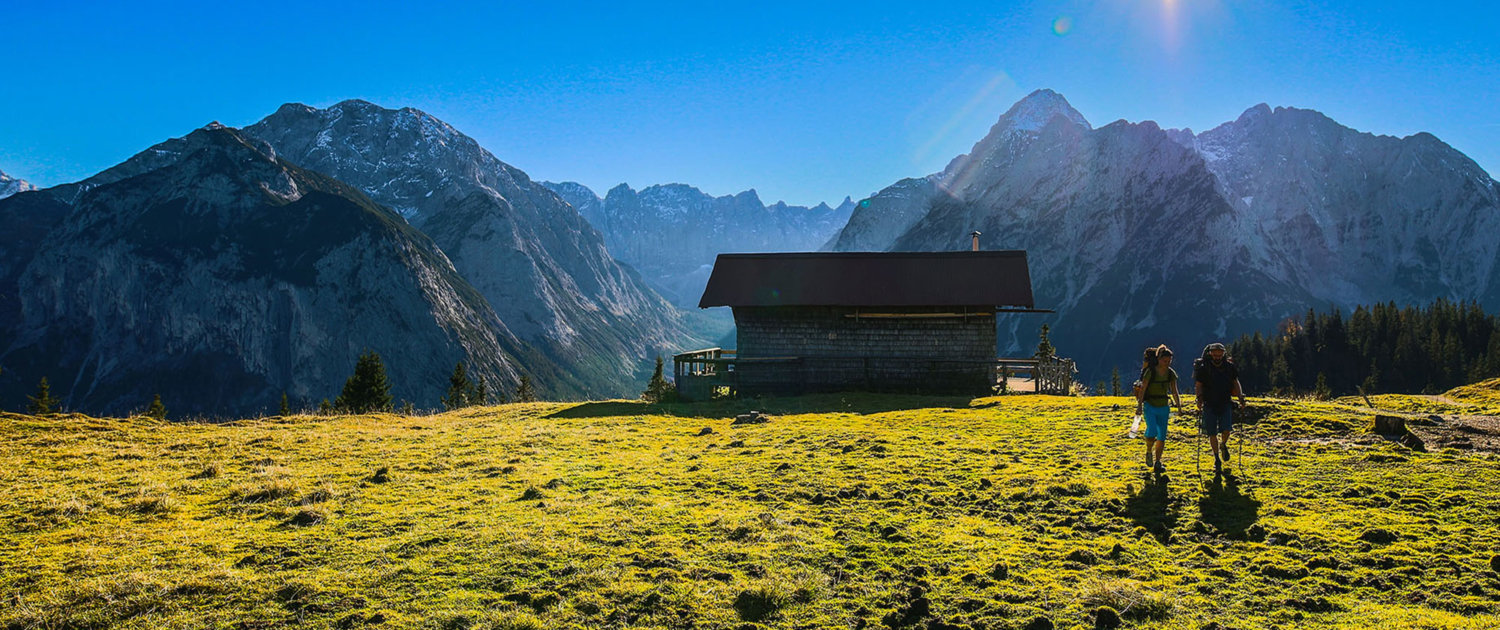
[145,394,167,420]
[27,377,59,415]
[334,350,393,414]
[279,392,291,416]
[318,398,333,414]
[444,362,472,411]
[470,377,488,407]
[1110,366,1122,396]
[1362,363,1381,395]
[1313,373,1332,401]
[1269,355,1293,396]
[1035,324,1056,359]
[515,374,537,403]
[1094,380,1107,397]
[641,355,676,403]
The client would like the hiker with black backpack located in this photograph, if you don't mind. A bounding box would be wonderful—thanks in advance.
[1133,345,1182,474]
[1193,342,1246,474]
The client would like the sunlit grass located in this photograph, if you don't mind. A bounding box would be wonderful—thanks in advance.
[1,393,1497,628]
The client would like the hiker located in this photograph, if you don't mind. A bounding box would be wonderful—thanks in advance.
[1194,342,1247,473]
[1134,345,1182,474]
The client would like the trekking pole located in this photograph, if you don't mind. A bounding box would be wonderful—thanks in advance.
[1194,411,1202,486]
[1236,404,1248,481]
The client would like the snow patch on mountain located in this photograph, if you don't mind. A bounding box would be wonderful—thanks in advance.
[0,169,35,200]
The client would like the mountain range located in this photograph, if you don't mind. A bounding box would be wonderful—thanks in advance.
[543,182,854,306]
[4,88,1497,410]
[830,89,1500,380]
[0,103,709,415]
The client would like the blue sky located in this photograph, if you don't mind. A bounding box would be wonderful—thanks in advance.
[2,1,1497,206]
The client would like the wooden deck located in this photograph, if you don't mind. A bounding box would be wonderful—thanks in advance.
[672,349,1070,400]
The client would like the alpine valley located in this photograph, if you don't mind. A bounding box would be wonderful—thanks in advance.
[542,181,855,307]
[828,89,1500,380]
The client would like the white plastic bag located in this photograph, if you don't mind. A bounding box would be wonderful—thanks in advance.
[1129,412,1143,439]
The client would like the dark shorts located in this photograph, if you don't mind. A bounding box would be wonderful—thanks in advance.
[1201,406,1234,435]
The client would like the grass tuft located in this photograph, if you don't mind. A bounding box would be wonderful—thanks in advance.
[189,461,222,479]
[733,582,789,622]
[231,468,299,503]
[1076,577,1173,621]
[127,485,180,515]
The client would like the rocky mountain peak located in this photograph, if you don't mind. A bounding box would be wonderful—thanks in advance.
[936,90,1094,192]
[604,182,640,202]
[1238,102,1274,124]
[996,89,1091,133]
[0,168,36,200]
[732,188,763,206]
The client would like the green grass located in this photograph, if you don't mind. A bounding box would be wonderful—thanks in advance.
[1331,378,1500,416]
[1445,378,1500,413]
[2,395,1498,629]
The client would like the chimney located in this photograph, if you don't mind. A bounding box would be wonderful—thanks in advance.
[970,230,982,251]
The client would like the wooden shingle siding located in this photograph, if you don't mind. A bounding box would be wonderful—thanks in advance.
[732,306,996,396]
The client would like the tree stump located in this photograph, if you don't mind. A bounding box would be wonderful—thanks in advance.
[1373,415,1407,435]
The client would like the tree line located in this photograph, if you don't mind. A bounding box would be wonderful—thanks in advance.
[13,350,542,419]
[16,350,690,418]
[1226,299,1500,398]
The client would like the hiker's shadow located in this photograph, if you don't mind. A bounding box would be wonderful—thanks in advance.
[1198,474,1261,539]
[1123,474,1181,543]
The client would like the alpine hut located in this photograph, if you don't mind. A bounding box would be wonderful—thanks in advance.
[673,250,1049,400]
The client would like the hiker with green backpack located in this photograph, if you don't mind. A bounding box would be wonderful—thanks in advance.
[1133,345,1182,474]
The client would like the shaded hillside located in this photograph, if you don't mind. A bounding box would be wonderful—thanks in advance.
[0,126,523,415]
[243,101,705,399]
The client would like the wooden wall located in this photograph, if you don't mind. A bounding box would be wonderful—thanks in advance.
[732,306,996,396]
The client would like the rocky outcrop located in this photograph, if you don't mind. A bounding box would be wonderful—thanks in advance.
[1168,104,1500,308]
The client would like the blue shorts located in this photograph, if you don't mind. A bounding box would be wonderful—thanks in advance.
[1201,406,1234,435]
[1143,403,1170,440]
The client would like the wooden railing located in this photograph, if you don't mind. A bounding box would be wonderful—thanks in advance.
[1033,355,1077,395]
[671,348,1077,399]
[672,348,737,401]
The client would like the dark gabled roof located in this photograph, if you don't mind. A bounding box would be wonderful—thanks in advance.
[698,251,1036,309]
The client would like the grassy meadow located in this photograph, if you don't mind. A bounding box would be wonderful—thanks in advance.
[3,389,1499,630]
